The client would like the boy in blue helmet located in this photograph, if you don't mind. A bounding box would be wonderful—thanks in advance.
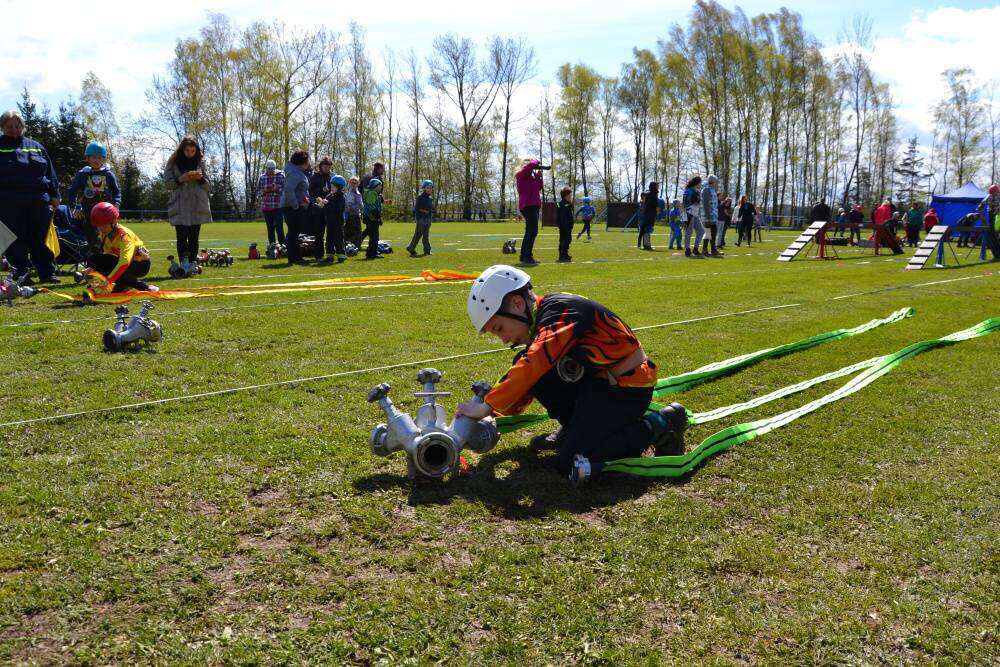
[575,195,596,241]
[66,141,121,250]
[321,174,348,263]
[362,177,384,259]
[407,179,435,257]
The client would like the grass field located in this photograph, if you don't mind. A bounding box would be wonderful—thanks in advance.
[1,220,998,664]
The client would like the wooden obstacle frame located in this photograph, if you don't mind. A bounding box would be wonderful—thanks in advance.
[906,224,1000,270]
[779,221,903,262]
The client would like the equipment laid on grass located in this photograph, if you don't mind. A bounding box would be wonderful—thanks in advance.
[502,239,517,254]
[167,256,201,279]
[248,243,260,260]
[298,235,318,256]
[601,315,1000,478]
[206,249,235,267]
[496,308,915,435]
[50,269,479,305]
[368,368,499,480]
[0,273,39,306]
[265,243,287,260]
[102,300,163,352]
[377,240,393,255]
[345,243,358,257]
[493,307,998,480]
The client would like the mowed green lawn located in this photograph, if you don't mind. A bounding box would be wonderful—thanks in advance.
[1,220,998,664]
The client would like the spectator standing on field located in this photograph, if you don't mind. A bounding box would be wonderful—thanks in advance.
[701,175,722,257]
[257,160,285,246]
[164,136,212,273]
[407,179,435,257]
[905,202,923,247]
[682,175,704,257]
[0,109,60,284]
[735,196,755,247]
[515,158,545,266]
[281,149,311,266]
[344,176,363,247]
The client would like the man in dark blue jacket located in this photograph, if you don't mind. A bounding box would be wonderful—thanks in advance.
[0,110,61,284]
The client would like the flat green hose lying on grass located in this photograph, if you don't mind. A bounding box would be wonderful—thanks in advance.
[605,316,999,477]
[495,307,915,434]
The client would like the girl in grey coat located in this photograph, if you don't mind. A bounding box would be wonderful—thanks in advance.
[164,136,212,270]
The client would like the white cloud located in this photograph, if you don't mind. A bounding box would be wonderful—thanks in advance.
[851,6,1000,139]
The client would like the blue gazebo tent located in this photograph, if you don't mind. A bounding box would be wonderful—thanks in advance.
[930,182,987,227]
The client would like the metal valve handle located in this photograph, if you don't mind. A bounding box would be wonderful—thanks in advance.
[470,381,492,400]
[416,368,443,384]
[367,383,391,402]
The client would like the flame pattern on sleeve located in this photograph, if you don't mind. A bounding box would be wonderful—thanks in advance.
[485,293,657,415]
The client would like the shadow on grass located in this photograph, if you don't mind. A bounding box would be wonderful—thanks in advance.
[354,441,683,520]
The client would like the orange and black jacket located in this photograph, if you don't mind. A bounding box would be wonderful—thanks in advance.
[97,223,150,283]
[485,293,658,415]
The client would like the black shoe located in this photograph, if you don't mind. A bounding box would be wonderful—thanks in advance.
[529,428,562,450]
[407,249,419,257]
[41,276,60,284]
[644,403,687,456]
[422,250,432,256]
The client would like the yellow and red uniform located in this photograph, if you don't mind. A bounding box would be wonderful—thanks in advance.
[485,293,657,415]
[96,223,150,284]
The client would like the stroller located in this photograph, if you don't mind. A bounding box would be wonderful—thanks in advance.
[53,207,92,273]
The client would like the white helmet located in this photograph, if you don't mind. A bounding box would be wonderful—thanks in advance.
[265,159,277,171]
[467,264,531,332]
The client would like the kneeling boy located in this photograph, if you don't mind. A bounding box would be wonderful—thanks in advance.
[84,202,157,294]
[457,265,686,485]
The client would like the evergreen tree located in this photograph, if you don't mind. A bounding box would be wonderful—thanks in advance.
[52,101,89,188]
[117,153,148,211]
[892,136,930,207]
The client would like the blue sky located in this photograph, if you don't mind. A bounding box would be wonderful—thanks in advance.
[5,1,999,144]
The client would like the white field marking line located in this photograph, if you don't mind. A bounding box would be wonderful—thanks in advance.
[4,270,984,427]
[3,263,834,330]
[0,302,812,429]
[830,274,987,300]
[0,290,465,329]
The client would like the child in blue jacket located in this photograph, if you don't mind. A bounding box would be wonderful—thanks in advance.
[575,196,596,241]
[668,200,682,249]
[66,141,121,248]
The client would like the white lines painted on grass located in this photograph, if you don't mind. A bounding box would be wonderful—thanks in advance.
[0,264,821,330]
[830,274,988,300]
[0,302,812,429]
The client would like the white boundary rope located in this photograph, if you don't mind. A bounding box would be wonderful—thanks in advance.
[0,302,800,429]
[3,263,856,330]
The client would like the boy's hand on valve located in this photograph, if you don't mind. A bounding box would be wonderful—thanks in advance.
[456,400,493,420]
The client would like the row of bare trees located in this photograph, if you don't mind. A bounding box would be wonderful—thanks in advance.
[89,2,994,219]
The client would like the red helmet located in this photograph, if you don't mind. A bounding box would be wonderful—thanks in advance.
[90,202,119,226]
[990,184,999,195]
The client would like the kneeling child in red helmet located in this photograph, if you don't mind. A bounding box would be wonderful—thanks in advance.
[85,202,158,294]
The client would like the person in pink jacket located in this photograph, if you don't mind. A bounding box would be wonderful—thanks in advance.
[515,158,545,265]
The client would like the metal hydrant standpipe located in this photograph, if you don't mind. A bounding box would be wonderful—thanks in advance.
[368,368,500,480]
[103,300,164,352]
